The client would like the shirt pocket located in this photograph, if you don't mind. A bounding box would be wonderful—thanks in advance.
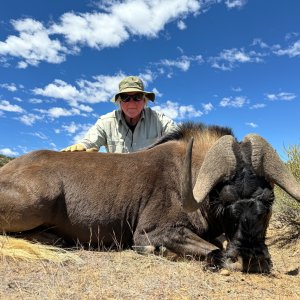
[107,140,127,153]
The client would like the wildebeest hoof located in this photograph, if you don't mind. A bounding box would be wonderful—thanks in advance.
[223,257,243,272]
[132,245,155,255]
[223,256,272,273]
[204,249,223,271]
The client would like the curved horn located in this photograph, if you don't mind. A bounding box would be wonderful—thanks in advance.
[182,135,237,212]
[244,133,300,202]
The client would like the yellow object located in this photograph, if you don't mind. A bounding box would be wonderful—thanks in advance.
[0,235,82,263]
[61,144,99,152]
[86,147,99,152]
[61,143,86,152]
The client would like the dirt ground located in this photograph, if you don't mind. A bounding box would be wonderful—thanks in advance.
[0,223,299,300]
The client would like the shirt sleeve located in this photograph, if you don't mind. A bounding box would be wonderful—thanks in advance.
[79,118,107,150]
[158,113,178,135]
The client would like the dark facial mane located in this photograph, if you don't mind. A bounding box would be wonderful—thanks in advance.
[148,122,234,148]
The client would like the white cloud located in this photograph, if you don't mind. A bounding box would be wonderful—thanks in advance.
[62,122,79,134]
[13,97,22,102]
[17,145,30,154]
[245,122,258,128]
[202,102,214,114]
[273,40,300,58]
[231,86,242,92]
[30,132,48,140]
[50,12,129,49]
[71,124,94,144]
[0,83,17,92]
[0,18,70,67]
[138,70,155,87]
[76,74,126,103]
[152,88,163,98]
[160,57,191,72]
[33,73,126,104]
[219,96,248,108]
[1,1,203,66]
[159,55,203,73]
[225,0,247,9]
[0,100,24,113]
[77,104,93,113]
[35,107,81,118]
[60,121,92,136]
[51,0,201,48]
[29,98,43,104]
[106,0,200,37]
[266,92,296,101]
[250,103,266,109]
[0,148,19,157]
[19,113,43,126]
[251,38,269,49]
[49,142,58,151]
[285,32,299,41]
[177,20,187,30]
[33,79,80,101]
[210,48,263,70]
[152,100,202,119]
[17,61,29,69]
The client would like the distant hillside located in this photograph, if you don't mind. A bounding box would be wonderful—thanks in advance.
[0,154,14,167]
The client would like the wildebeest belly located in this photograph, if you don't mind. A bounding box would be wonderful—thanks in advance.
[52,217,134,248]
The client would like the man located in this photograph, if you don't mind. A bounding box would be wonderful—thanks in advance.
[61,76,177,153]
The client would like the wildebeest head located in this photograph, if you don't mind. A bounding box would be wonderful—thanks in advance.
[182,133,300,273]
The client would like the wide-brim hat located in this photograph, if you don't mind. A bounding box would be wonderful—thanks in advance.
[111,76,155,102]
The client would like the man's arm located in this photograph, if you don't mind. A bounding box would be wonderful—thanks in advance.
[61,119,107,152]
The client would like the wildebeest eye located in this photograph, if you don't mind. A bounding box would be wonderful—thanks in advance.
[219,185,238,206]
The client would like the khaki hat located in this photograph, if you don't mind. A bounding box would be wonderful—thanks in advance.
[112,76,155,102]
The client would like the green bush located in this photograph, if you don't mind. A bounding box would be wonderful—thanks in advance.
[273,144,300,244]
[0,154,14,167]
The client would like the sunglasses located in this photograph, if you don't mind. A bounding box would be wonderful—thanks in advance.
[119,93,144,102]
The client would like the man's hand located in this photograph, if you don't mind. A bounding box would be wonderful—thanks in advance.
[61,143,99,152]
[61,143,86,152]
[86,147,99,152]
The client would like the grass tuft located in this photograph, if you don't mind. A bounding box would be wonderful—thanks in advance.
[0,235,83,264]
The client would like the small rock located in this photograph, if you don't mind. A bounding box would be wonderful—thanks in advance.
[8,282,17,289]
[220,269,230,276]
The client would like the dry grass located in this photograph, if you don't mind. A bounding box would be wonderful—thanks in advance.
[1,217,299,300]
[0,235,82,264]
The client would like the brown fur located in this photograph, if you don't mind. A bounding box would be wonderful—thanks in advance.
[0,123,227,255]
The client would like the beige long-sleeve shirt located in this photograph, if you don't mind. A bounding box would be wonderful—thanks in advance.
[80,107,177,153]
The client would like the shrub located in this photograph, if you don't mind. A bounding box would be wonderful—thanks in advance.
[0,154,14,167]
[273,144,300,244]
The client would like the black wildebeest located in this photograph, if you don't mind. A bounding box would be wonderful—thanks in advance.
[0,123,299,272]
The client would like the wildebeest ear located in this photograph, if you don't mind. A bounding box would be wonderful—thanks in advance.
[244,133,300,203]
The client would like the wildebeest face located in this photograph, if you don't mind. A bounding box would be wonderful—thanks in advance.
[215,171,275,273]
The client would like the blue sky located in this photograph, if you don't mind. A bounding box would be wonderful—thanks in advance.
[0,0,299,159]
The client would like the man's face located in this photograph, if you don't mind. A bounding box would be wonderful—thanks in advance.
[119,92,146,120]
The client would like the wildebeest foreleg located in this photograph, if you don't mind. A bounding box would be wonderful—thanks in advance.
[133,227,221,264]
